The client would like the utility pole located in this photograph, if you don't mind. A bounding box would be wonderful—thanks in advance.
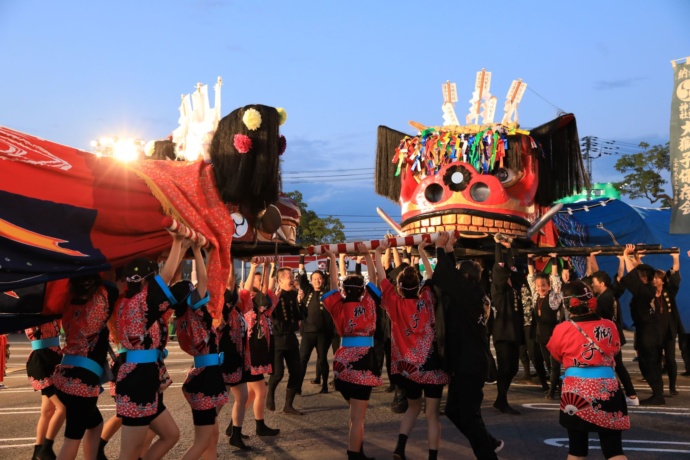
[580,136,630,201]
[581,136,593,200]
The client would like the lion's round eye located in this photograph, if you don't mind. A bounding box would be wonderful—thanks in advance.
[442,165,472,192]
[495,167,515,183]
[424,183,445,203]
[494,167,521,187]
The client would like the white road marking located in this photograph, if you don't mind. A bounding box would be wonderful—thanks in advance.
[525,402,690,416]
[0,437,39,449]
[545,438,690,454]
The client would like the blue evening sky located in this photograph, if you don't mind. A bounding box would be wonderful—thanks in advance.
[1,0,689,241]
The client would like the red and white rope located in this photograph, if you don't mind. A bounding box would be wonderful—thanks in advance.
[162,217,210,248]
[305,231,457,255]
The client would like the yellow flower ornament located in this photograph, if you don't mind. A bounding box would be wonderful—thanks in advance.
[242,108,262,131]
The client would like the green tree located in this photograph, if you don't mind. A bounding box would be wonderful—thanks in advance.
[285,190,346,246]
[613,142,672,207]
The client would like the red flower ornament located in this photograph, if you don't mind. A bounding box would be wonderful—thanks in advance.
[233,134,252,154]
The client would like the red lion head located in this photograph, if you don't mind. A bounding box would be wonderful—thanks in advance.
[375,114,585,239]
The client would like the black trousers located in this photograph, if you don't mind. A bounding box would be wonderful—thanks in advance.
[372,337,392,382]
[384,337,392,382]
[493,341,519,406]
[299,331,330,387]
[635,328,664,397]
[614,351,636,397]
[445,373,498,460]
[530,338,548,388]
[680,332,690,372]
[268,348,302,390]
[332,333,341,354]
[539,342,561,391]
[314,333,342,381]
[662,335,678,391]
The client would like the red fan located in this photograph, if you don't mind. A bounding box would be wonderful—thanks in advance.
[398,361,419,378]
[560,392,589,415]
[333,361,346,378]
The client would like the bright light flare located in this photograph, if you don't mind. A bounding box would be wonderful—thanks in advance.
[112,138,139,162]
[90,136,146,162]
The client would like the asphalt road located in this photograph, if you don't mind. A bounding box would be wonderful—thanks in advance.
[1,332,688,460]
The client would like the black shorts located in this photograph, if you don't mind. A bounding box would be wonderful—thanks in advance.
[40,386,57,398]
[246,373,264,383]
[192,408,217,426]
[335,379,372,401]
[393,375,444,399]
[231,368,263,386]
[568,429,624,458]
[56,390,103,440]
[121,393,167,427]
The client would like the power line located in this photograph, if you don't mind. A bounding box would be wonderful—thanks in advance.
[283,173,372,179]
[326,214,382,218]
[526,86,566,114]
[594,137,642,148]
[338,221,388,224]
[283,168,373,175]
[284,182,373,186]
[344,228,394,232]
[284,179,372,184]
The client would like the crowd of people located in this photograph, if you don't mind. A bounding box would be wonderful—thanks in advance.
[7,231,690,460]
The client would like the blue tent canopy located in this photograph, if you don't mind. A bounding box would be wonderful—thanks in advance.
[553,198,690,331]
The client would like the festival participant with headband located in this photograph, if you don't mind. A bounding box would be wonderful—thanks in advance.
[97,304,127,460]
[175,242,229,459]
[322,243,381,460]
[25,319,65,460]
[218,266,253,450]
[619,244,665,405]
[97,270,160,460]
[373,240,448,460]
[588,263,639,406]
[652,252,682,397]
[96,268,152,460]
[52,273,119,460]
[266,265,304,416]
[297,254,333,395]
[547,280,629,460]
[115,233,190,460]
[527,252,564,400]
[433,231,503,459]
[490,234,525,415]
[239,261,281,437]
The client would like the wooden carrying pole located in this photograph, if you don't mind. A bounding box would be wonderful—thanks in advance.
[448,244,679,259]
[305,231,680,258]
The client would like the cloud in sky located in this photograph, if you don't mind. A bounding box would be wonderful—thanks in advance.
[282,134,373,174]
[593,77,645,91]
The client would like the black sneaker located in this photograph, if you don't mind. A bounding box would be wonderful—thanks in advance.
[226,423,249,439]
[639,395,666,406]
[493,401,521,415]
